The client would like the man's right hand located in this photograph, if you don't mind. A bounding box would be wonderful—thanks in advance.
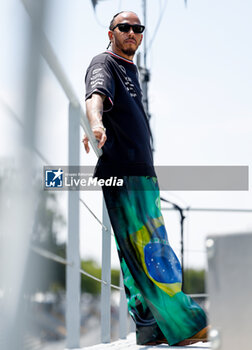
[82,126,107,153]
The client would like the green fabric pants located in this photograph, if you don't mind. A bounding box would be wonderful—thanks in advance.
[102,176,207,345]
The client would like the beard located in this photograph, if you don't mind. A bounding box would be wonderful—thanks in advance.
[114,35,138,57]
[121,47,137,56]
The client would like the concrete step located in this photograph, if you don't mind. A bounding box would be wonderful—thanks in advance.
[81,332,211,350]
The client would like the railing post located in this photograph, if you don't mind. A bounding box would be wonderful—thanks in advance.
[66,103,80,349]
[101,198,111,343]
[119,270,128,339]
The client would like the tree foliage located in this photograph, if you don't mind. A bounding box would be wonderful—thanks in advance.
[81,259,101,295]
[183,268,206,294]
[27,191,66,293]
[80,260,120,295]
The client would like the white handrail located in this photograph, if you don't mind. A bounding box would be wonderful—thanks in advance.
[21,0,102,159]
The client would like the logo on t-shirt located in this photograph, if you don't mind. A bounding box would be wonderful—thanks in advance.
[118,65,137,97]
[125,76,137,98]
[119,65,126,74]
[91,67,105,88]
[92,68,102,75]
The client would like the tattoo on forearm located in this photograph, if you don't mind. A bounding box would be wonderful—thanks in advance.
[86,94,105,128]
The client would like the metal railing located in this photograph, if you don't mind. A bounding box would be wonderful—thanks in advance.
[1,1,128,348]
[2,94,126,343]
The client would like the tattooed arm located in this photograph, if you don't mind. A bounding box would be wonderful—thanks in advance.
[83,93,107,153]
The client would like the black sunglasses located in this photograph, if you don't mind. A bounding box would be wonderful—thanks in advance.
[112,23,145,34]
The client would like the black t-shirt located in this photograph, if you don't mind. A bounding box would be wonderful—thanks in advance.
[85,50,155,177]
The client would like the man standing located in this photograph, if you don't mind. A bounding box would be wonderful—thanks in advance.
[83,11,208,346]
